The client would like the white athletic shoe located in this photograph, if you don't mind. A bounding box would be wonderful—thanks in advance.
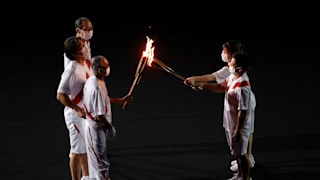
[226,173,243,180]
[230,154,255,172]
[230,162,238,172]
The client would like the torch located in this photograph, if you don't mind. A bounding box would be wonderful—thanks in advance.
[147,57,201,90]
[147,57,185,81]
[123,36,201,110]
[122,36,155,110]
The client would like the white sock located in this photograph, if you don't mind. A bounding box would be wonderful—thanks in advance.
[81,176,90,180]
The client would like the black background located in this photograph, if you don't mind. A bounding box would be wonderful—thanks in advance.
[1,14,319,179]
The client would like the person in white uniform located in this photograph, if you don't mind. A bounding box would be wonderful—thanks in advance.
[64,17,93,70]
[57,36,92,180]
[184,40,255,172]
[82,55,131,180]
[192,52,256,180]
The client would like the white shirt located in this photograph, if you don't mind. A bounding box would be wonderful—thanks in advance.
[57,60,91,119]
[83,75,112,124]
[223,72,255,134]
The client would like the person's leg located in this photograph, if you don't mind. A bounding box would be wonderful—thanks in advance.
[68,119,89,180]
[70,153,82,180]
[247,134,252,155]
[247,133,255,168]
[230,133,254,172]
[84,119,95,179]
[85,120,110,179]
[239,154,251,180]
[77,119,89,179]
[226,130,240,179]
[80,153,89,177]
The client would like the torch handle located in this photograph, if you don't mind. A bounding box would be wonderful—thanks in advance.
[152,58,186,81]
[122,56,147,110]
[152,58,201,90]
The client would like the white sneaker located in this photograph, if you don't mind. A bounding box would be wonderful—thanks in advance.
[230,162,238,172]
[226,173,237,180]
[226,173,243,180]
[230,155,255,172]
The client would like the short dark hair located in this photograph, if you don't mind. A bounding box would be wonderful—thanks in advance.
[75,17,91,29]
[232,52,251,72]
[91,55,106,72]
[222,40,245,54]
[64,36,83,60]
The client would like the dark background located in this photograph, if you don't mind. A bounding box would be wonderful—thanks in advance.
[1,14,319,179]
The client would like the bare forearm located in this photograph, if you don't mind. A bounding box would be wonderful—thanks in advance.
[200,82,225,93]
[186,74,216,83]
[110,94,132,105]
[57,93,78,110]
[56,92,85,117]
[110,97,123,104]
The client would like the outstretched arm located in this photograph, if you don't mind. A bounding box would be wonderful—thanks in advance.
[196,82,226,93]
[184,74,216,85]
[110,94,133,105]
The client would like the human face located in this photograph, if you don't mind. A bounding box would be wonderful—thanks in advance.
[73,40,87,59]
[228,58,241,75]
[222,48,232,63]
[76,20,93,40]
[221,50,229,63]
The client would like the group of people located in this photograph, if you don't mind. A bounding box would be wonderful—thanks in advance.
[56,17,256,180]
[56,17,130,180]
[184,40,256,180]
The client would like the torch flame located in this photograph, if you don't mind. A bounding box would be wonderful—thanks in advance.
[142,36,155,66]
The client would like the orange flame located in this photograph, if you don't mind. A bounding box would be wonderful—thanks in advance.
[142,36,155,66]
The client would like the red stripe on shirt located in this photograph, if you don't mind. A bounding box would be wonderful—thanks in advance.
[72,90,83,105]
[85,59,91,70]
[232,81,250,89]
[85,59,91,79]
[226,80,250,91]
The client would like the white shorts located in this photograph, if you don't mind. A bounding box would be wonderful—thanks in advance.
[65,117,87,154]
[225,129,249,156]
